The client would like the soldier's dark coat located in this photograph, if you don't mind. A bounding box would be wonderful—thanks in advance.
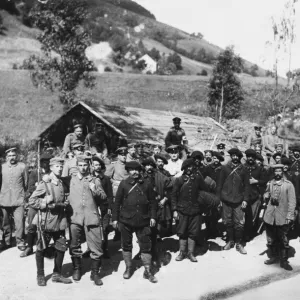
[290,158,300,205]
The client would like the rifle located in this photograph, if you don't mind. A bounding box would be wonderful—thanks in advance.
[257,198,270,234]
[36,139,47,251]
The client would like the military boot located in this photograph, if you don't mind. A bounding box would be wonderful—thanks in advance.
[123,251,133,279]
[280,249,293,271]
[141,253,158,283]
[223,241,235,251]
[82,247,91,258]
[20,247,33,258]
[36,251,46,286]
[72,257,82,282]
[236,243,247,255]
[52,273,72,284]
[264,246,279,265]
[187,238,197,262]
[90,259,103,286]
[175,239,187,261]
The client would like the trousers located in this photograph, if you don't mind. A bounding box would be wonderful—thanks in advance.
[176,213,201,240]
[265,223,289,249]
[119,222,152,253]
[1,206,25,246]
[69,223,103,260]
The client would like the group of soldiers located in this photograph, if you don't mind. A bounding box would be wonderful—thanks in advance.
[0,117,299,287]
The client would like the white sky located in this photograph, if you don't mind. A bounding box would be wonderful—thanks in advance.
[136,0,300,76]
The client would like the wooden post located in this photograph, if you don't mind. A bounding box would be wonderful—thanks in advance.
[37,139,41,182]
[219,85,224,124]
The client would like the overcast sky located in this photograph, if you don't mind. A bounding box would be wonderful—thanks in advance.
[136,0,300,76]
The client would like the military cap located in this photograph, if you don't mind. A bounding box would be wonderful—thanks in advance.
[72,143,84,150]
[92,156,106,169]
[228,148,243,158]
[204,150,213,155]
[142,158,157,168]
[74,123,83,129]
[275,143,283,149]
[76,155,90,163]
[49,157,64,166]
[254,142,263,149]
[166,145,180,153]
[95,122,104,127]
[40,153,52,161]
[154,154,168,164]
[181,158,194,171]
[212,151,224,162]
[256,154,264,162]
[116,147,128,155]
[84,150,92,157]
[127,143,136,149]
[191,151,204,160]
[217,143,226,150]
[245,149,257,158]
[254,125,262,131]
[172,117,181,123]
[281,157,292,166]
[271,164,284,169]
[153,144,162,150]
[5,147,17,154]
[125,161,142,171]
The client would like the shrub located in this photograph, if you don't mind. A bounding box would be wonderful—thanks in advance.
[200,69,208,76]
[104,66,112,72]
[124,15,139,28]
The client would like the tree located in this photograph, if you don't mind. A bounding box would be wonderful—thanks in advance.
[25,0,95,106]
[250,64,259,77]
[208,46,244,123]
[0,13,6,35]
[167,52,182,70]
[147,47,161,61]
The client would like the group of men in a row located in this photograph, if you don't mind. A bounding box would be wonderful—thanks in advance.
[0,117,299,288]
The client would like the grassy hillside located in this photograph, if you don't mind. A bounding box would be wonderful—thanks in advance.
[0,69,295,143]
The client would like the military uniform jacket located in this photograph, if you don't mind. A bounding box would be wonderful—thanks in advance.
[217,162,250,204]
[29,173,68,232]
[264,178,296,226]
[165,127,187,148]
[113,177,157,228]
[244,163,267,203]
[62,133,85,157]
[171,174,207,216]
[94,173,113,210]
[62,157,78,177]
[68,173,107,226]
[0,162,28,207]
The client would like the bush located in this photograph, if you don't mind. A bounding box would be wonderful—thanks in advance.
[200,69,208,76]
[124,15,139,28]
[114,0,156,19]
[167,53,182,70]
[104,66,112,72]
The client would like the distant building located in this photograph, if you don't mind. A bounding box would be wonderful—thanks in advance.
[138,54,157,74]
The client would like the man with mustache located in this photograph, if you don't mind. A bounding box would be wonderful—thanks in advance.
[217,148,250,254]
[0,148,28,251]
[126,144,138,162]
[113,161,158,283]
[203,150,213,167]
[263,164,296,271]
[154,154,171,177]
[171,158,208,262]
[164,145,183,178]
[62,143,84,177]
[142,158,172,265]
[243,149,267,241]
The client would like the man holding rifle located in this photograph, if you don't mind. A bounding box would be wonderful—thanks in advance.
[29,157,71,286]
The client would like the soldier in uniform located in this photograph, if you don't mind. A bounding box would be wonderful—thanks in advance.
[62,143,84,177]
[171,158,208,262]
[247,126,263,149]
[126,144,138,162]
[243,149,267,241]
[263,164,296,271]
[164,145,183,178]
[29,157,72,286]
[165,117,188,160]
[0,148,28,251]
[142,158,172,264]
[62,124,85,158]
[154,154,171,177]
[217,148,250,254]
[216,143,226,156]
[203,150,213,166]
[21,153,52,258]
[112,161,158,283]
[264,126,285,163]
[191,151,209,179]
[85,122,108,159]
[68,155,107,286]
